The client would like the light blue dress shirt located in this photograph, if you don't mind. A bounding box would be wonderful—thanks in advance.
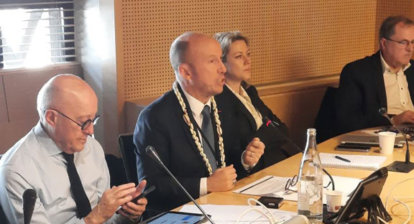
[0,122,129,224]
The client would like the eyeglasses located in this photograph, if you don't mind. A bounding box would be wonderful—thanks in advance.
[284,175,298,193]
[49,108,100,130]
[385,38,414,48]
[284,175,333,193]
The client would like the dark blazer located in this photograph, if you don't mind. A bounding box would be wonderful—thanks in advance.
[133,88,224,214]
[216,85,300,178]
[335,51,414,134]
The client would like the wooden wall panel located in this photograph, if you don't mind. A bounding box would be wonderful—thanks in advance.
[115,0,412,145]
[116,0,377,101]
[374,0,414,49]
[260,86,328,148]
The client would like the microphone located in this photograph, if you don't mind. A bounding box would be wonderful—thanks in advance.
[378,107,394,124]
[378,108,414,173]
[145,146,215,224]
[23,189,37,224]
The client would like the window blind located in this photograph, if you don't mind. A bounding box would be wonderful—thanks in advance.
[0,0,75,69]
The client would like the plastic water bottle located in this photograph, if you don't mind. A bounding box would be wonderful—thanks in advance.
[297,128,323,223]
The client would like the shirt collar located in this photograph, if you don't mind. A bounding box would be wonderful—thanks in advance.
[225,83,250,101]
[181,85,212,116]
[33,122,65,156]
[380,52,411,73]
[225,83,240,95]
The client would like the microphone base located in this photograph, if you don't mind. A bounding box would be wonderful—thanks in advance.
[386,161,414,173]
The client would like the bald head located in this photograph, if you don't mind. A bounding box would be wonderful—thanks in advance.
[169,32,226,103]
[37,74,97,121]
[169,32,216,74]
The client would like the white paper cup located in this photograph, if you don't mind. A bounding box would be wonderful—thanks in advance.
[326,190,342,213]
[378,131,396,155]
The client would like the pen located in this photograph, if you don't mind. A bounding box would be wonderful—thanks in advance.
[335,155,351,163]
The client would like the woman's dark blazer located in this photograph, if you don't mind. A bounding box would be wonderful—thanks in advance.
[216,84,300,178]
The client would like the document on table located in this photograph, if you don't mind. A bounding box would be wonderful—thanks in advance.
[234,176,289,196]
[180,204,296,224]
[319,153,386,170]
[234,175,361,205]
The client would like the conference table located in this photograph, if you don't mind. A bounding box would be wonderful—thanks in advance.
[185,129,414,223]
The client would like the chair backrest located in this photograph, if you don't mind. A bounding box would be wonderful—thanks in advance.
[314,86,338,143]
[105,154,127,186]
[118,133,138,185]
[0,203,9,224]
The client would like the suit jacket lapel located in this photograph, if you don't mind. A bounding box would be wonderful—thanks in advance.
[405,63,414,103]
[209,102,224,167]
[175,85,221,172]
[224,85,257,131]
[247,87,267,121]
[174,87,204,153]
[372,51,387,109]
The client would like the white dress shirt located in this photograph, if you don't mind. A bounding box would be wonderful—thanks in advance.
[0,123,130,224]
[181,88,212,196]
[381,54,414,115]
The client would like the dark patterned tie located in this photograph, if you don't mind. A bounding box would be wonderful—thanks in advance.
[62,153,91,218]
[201,105,217,171]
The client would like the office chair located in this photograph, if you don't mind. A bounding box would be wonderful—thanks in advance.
[314,87,338,143]
[0,204,8,224]
[105,154,127,186]
[118,133,139,185]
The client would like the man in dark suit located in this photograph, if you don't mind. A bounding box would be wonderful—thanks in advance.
[336,16,414,134]
[133,32,239,214]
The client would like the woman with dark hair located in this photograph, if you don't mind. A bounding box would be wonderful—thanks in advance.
[214,31,299,178]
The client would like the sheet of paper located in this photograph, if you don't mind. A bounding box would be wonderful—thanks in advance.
[320,153,386,170]
[180,204,296,224]
[234,175,361,205]
[233,176,289,196]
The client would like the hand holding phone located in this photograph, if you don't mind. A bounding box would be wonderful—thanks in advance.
[116,183,153,215]
[132,185,156,203]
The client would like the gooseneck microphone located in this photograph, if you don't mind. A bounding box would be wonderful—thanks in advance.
[378,108,391,122]
[378,108,414,173]
[23,189,37,224]
[145,146,215,224]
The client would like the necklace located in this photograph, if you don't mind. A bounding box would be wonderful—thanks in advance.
[173,82,226,175]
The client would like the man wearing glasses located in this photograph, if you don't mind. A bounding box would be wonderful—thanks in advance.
[0,74,147,223]
[336,15,414,134]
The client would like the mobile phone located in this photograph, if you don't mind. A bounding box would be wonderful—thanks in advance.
[257,196,283,208]
[335,143,370,152]
[133,185,156,203]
